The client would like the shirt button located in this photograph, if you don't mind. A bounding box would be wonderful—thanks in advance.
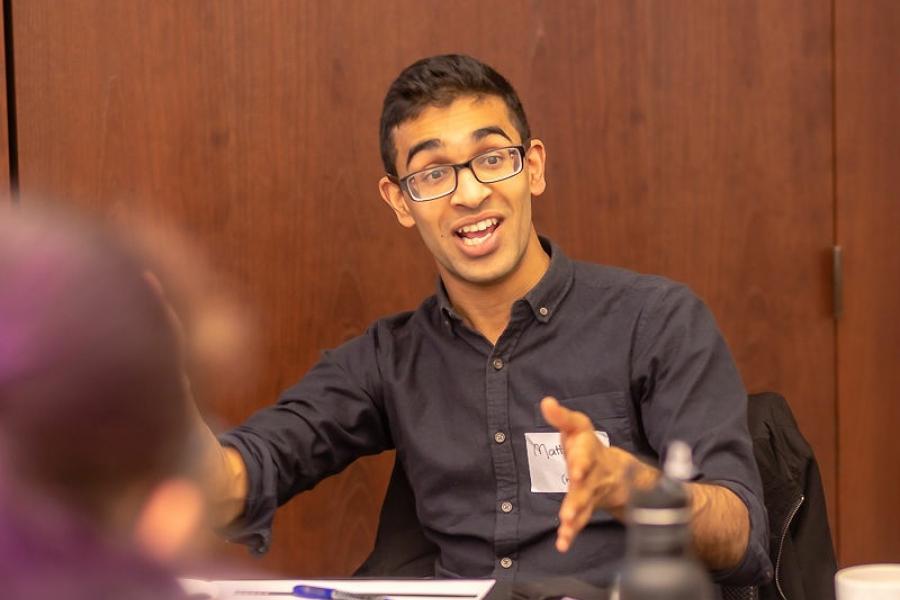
[492,357,504,370]
[494,431,507,444]
[500,501,513,513]
[538,306,549,316]
[499,557,513,569]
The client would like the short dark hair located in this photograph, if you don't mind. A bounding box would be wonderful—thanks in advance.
[379,54,531,175]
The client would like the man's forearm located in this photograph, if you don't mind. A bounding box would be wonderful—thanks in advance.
[605,456,749,570]
[192,416,249,527]
[541,398,751,567]
[215,445,249,526]
[686,482,750,571]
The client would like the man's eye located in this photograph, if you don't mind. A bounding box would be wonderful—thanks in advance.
[414,167,450,187]
[477,153,506,169]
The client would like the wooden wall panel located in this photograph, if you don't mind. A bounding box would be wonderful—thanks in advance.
[0,4,10,202]
[524,1,837,531]
[11,0,835,574]
[836,0,900,566]
[11,1,413,576]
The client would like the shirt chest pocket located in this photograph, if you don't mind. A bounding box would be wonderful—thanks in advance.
[526,391,636,527]
[532,391,636,452]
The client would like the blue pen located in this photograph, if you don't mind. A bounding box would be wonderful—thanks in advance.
[232,585,379,600]
[291,587,475,599]
[292,585,379,600]
[232,585,477,599]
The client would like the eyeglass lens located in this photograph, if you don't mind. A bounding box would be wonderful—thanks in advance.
[407,147,523,201]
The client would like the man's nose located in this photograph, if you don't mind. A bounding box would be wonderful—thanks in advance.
[450,168,491,209]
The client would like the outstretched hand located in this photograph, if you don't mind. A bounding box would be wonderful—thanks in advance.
[143,270,249,526]
[539,396,635,552]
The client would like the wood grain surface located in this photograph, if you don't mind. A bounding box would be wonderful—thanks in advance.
[0,4,9,201]
[835,0,900,565]
[10,0,839,573]
[523,1,837,528]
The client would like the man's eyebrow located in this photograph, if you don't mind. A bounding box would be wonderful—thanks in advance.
[472,126,512,143]
[406,138,442,169]
[404,126,513,170]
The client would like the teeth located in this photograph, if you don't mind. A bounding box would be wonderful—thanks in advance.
[457,217,498,234]
[462,234,490,246]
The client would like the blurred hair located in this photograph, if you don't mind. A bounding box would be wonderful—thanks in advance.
[0,207,190,524]
[379,54,531,175]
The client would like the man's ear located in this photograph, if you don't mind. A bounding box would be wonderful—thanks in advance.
[525,140,547,197]
[379,176,416,228]
[132,478,205,563]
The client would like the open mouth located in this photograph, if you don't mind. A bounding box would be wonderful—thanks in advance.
[454,217,501,247]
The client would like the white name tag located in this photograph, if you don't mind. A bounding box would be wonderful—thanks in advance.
[525,431,610,493]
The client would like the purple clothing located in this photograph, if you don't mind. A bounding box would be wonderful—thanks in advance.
[0,486,187,600]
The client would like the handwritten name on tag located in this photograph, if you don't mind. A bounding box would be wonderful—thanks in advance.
[525,431,610,493]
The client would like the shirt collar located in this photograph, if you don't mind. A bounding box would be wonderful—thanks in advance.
[436,236,575,325]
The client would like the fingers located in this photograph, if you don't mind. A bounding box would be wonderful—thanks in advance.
[565,428,599,483]
[143,270,165,297]
[540,396,594,435]
[556,432,601,552]
[541,396,611,552]
[557,499,596,552]
[557,465,600,552]
[143,270,188,346]
[144,270,196,409]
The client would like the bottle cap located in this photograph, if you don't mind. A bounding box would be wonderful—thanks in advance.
[663,440,694,481]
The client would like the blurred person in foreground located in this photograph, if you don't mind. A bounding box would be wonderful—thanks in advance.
[0,206,239,599]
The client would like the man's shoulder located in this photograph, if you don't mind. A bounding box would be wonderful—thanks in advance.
[364,295,440,339]
[571,259,691,303]
[323,300,436,368]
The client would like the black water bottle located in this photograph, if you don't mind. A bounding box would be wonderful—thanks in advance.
[617,441,714,600]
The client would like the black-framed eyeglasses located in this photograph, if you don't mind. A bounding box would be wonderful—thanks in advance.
[390,145,527,202]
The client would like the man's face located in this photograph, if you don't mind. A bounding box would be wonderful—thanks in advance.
[379,95,546,287]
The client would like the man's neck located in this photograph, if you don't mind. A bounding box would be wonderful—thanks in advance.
[442,232,550,346]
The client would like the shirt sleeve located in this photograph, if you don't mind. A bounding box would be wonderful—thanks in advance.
[217,326,392,554]
[632,281,773,586]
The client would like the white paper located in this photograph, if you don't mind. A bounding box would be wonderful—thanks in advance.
[525,431,610,493]
[179,577,496,600]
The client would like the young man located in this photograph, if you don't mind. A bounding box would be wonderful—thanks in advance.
[207,55,772,587]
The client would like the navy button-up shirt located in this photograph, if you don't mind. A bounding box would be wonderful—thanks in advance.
[220,238,771,586]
